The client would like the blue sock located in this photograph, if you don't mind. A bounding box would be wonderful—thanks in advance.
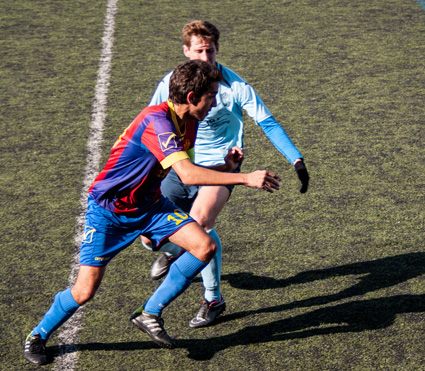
[143,252,207,316]
[32,288,80,340]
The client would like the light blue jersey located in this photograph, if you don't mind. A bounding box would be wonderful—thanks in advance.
[150,63,303,167]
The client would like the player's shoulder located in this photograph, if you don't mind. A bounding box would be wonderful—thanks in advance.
[143,101,169,120]
[141,103,178,139]
[151,70,173,93]
[159,70,173,85]
[218,63,246,85]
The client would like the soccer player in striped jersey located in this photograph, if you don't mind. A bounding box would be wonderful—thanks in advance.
[24,60,281,365]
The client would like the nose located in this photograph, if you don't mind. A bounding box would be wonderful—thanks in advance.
[199,51,209,63]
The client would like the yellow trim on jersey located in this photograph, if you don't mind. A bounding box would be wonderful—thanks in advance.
[160,151,189,169]
[168,100,186,137]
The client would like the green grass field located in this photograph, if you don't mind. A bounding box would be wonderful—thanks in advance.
[1,0,424,369]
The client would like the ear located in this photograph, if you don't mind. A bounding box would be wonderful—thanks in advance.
[187,91,195,105]
[183,44,190,58]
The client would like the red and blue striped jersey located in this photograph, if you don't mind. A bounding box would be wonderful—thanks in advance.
[89,101,197,214]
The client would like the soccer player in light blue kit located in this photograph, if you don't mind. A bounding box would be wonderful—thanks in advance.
[144,20,309,328]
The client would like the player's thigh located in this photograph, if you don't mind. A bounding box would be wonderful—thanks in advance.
[190,185,230,229]
[168,221,215,262]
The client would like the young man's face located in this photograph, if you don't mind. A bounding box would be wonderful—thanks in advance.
[183,36,218,65]
[189,82,219,120]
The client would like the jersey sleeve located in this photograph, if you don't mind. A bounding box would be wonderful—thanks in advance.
[237,82,273,124]
[141,118,189,169]
[149,72,172,106]
[258,116,303,164]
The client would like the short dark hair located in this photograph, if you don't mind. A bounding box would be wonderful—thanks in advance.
[182,20,220,49]
[169,60,220,105]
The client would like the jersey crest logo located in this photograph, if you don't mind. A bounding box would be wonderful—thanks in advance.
[158,132,178,151]
[220,92,230,107]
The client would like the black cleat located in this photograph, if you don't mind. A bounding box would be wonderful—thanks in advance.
[150,253,177,280]
[189,297,226,328]
[131,311,175,348]
[24,333,49,365]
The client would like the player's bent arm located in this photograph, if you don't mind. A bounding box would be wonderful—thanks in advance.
[172,158,246,186]
[171,159,280,192]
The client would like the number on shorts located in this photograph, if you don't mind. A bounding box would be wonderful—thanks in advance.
[167,209,189,225]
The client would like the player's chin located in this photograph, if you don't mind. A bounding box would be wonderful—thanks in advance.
[196,110,209,121]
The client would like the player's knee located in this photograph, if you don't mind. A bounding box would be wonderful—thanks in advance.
[193,212,216,231]
[72,286,97,305]
[198,236,216,262]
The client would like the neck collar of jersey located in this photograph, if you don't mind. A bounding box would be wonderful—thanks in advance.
[167,100,186,137]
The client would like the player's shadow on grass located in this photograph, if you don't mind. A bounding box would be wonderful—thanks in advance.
[183,293,425,360]
[50,293,425,361]
[49,252,425,362]
[221,251,425,318]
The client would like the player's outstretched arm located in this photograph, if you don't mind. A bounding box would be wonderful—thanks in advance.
[172,159,280,192]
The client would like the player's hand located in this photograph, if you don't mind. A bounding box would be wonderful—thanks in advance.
[294,159,309,193]
[246,170,281,192]
[224,146,244,171]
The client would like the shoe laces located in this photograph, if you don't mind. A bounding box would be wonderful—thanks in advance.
[27,335,46,353]
[197,301,210,318]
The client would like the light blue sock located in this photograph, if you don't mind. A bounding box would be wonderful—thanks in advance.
[32,288,80,340]
[202,229,222,302]
[143,252,207,316]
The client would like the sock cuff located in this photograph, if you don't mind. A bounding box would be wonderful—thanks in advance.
[174,252,207,278]
[58,288,80,313]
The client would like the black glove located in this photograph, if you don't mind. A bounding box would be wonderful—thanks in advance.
[294,159,309,193]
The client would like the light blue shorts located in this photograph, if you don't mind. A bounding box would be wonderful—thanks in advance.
[79,196,194,266]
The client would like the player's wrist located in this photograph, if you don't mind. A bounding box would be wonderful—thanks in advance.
[240,173,249,186]
[293,158,305,170]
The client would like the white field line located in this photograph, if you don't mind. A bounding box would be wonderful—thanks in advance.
[53,0,118,369]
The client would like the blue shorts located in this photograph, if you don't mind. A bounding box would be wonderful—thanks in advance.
[79,196,194,266]
[161,167,239,213]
